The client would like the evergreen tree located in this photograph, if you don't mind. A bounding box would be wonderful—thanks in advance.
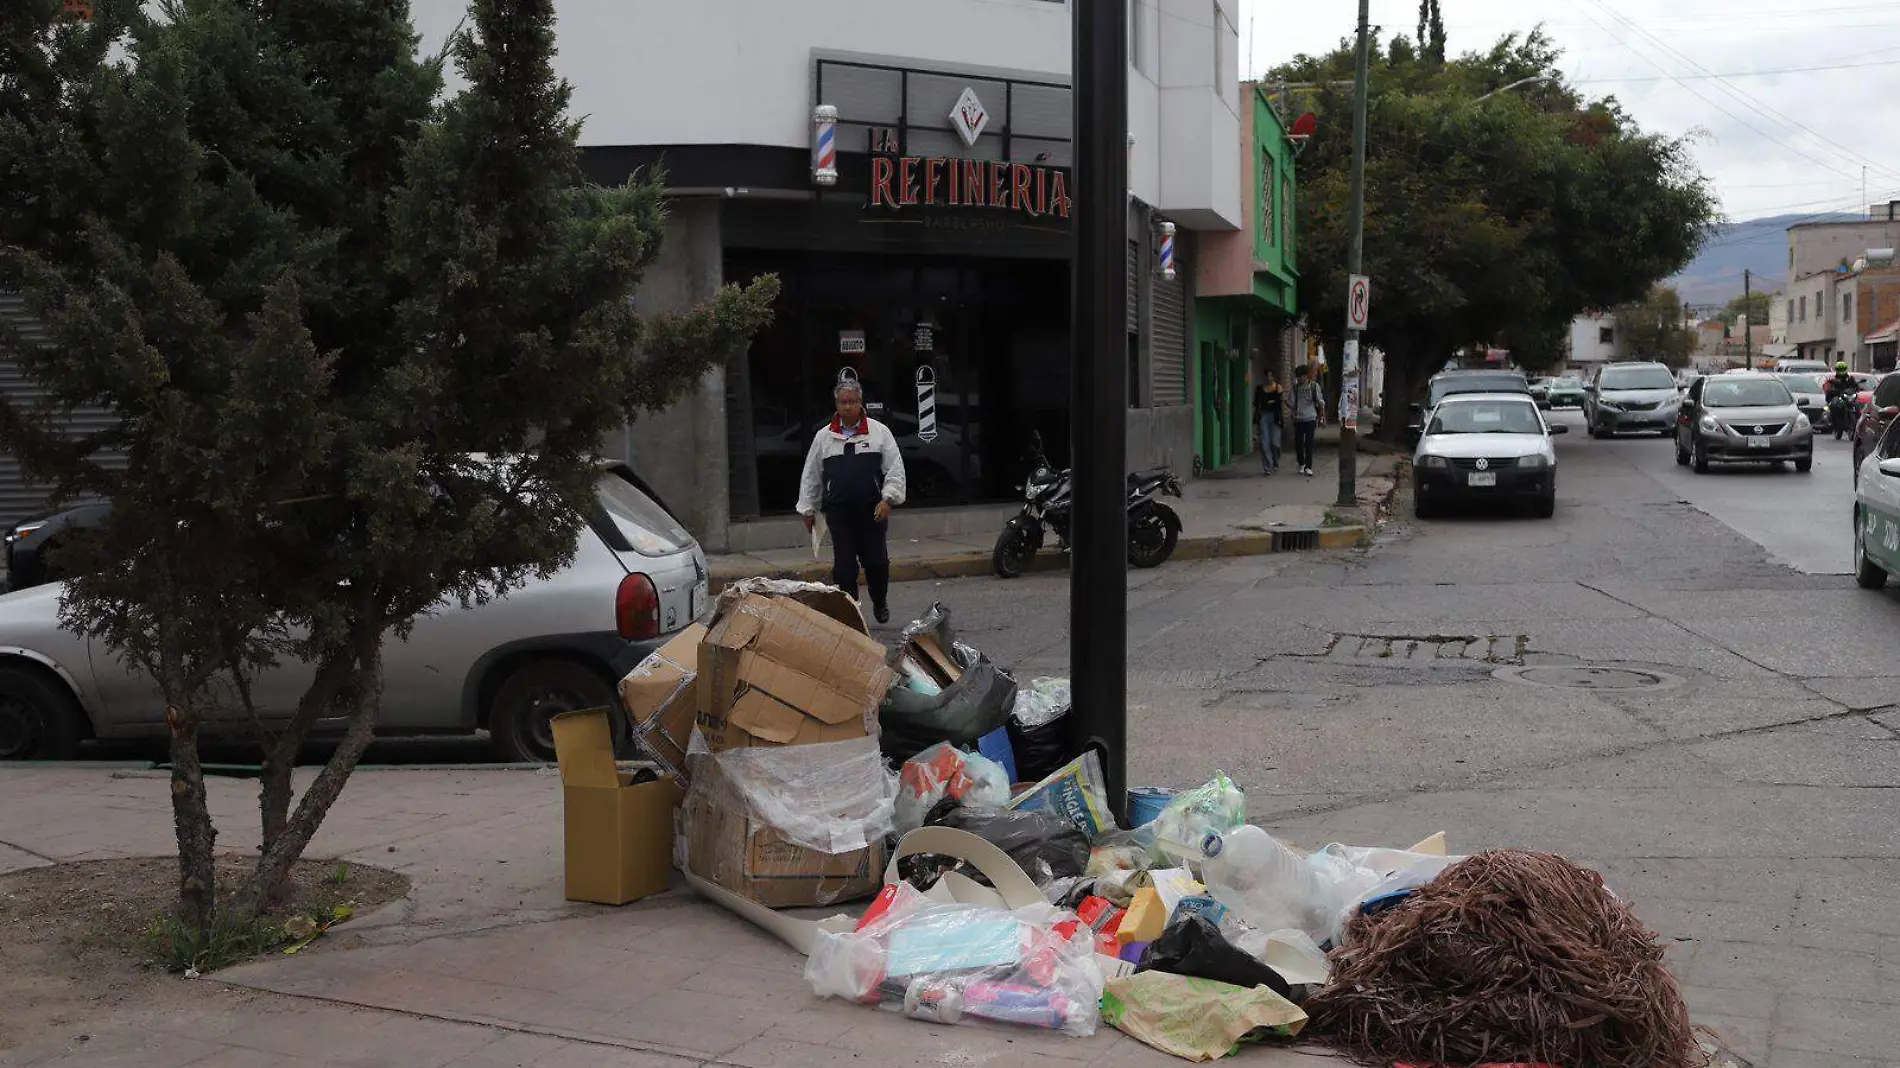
[0,0,776,931]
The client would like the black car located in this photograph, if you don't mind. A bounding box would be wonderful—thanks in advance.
[3,503,109,593]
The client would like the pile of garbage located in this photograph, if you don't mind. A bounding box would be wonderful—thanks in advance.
[560,580,1705,1065]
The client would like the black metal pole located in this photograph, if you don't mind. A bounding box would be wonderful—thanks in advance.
[1337,0,1370,507]
[1071,0,1129,819]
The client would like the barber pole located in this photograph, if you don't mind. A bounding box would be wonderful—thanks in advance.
[915,366,938,443]
[812,105,838,187]
[1159,221,1176,281]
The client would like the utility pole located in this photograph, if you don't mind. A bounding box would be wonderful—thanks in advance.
[1337,0,1370,508]
[1070,0,1129,818]
[1744,269,1753,370]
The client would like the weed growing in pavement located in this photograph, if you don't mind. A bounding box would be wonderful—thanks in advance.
[144,911,281,975]
[328,863,352,885]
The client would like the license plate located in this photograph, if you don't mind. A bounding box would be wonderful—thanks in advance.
[1467,471,1497,487]
[1747,436,1769,449]
[692,578,709,619]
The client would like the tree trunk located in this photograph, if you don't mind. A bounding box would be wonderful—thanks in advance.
[164,699,217,930]
[256,650,356,872]
[239,625,384,919]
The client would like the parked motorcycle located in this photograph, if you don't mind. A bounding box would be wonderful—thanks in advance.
[1830,393,1856,441]
[991,432,1185,578]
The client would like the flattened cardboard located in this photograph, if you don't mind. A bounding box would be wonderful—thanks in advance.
[909,632,962,685]
[619,624,706,779]
[698,593,893,752]
[679,754,883,908]
[551,709,681,905]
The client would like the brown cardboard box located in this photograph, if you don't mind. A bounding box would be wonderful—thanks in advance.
[907,632,963,686]
[550,708,682,906]
[679,751,884,908]
[698,593,894,752]
[618,623,707,780]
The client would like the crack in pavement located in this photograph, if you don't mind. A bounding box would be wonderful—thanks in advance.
[0,837,58,863]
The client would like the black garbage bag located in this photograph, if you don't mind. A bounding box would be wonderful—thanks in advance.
[923,799,1091,886]
[879,605,1017,765]
[1136,915,1295,1000]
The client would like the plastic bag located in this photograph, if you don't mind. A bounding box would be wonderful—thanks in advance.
[1103,971,1306,1062]
[1004,749,1115,837]
[878,621,1018,764]
[1087,825,1159,877]
[1152,773,1246,870]
[1007,676,1072,783]
[1135,914,1295,999]
[894,742,1012,834]
[926,803,1091,886]
[805,892,1107,1037]
[699,736,896,854]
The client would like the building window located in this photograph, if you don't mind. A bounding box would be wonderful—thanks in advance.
[1261,151,1275,247]
[1281,176,1293,253]
[1844,293,1853,322]
[1788,299,1795,324]
[1800,296,1807,321]
[1815,291,1823,320]
[1598,326,1614,346]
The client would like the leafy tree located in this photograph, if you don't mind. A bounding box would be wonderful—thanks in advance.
[1717,290,1772,329]
[1275,28,1715,439]
[1613,285,1697,368]
[0,0,776,932]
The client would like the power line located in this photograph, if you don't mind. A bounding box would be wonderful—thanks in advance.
[1571,56,1900,83]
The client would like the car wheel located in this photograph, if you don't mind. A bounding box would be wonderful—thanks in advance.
[1852,445,1862,487]
[1692,438,1710,474]
[1412,486,1434,520]
[1855,511,1887,590]
[488,659,618,763]
[1675,433,1689,466]
[1531,490,1556,519]
[0,666,85,761]
[1796,454,1813,473]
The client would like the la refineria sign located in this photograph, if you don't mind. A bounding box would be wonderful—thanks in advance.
[870,156,1072,221]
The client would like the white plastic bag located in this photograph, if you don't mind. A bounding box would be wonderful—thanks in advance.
[1152,773,1247,870]
[704,736,897,854]
[1012,677,1072,729]
[894,742,1012,834]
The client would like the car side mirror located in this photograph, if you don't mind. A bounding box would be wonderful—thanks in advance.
[1881,458,1900,479]
[1547,424,1568,435]
[1583,385,1597,394]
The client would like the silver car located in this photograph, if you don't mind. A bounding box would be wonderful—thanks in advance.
[0,463,709,763]
[1585,362,1681,438]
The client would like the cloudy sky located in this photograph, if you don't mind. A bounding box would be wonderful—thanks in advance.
[1239,0,1900,223]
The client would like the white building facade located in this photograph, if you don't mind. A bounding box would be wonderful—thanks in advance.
[1567,313,1622,369]
[411,0,1243,549]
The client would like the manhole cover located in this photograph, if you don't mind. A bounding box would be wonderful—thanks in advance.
[1493,665,1684,692]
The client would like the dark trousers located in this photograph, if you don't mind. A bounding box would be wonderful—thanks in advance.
[1294,419,1318,469]
[824,504,890,609]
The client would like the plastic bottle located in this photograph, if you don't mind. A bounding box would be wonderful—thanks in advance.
[1198,825,1330,942]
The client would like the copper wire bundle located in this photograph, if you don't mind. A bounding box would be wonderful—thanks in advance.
[1304,850,1707,1068]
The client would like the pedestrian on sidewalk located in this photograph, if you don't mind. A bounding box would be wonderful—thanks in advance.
[1253,372,1284,475]
[1291,364,1324,476]
[797,381,907,623]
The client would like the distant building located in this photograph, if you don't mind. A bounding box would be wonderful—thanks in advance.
[1785,204,1900,370]
[1567,313,1621,367]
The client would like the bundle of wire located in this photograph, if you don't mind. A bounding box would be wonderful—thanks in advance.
[1305,849,1706,1068]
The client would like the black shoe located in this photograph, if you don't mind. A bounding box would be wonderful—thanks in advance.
[874,604,890,624]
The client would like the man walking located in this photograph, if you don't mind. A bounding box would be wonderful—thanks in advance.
[1290,364,1324,477]
[798,381,908,623]
[1253,372,1284,475]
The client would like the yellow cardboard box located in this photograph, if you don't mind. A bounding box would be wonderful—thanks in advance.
[550,708,682,906]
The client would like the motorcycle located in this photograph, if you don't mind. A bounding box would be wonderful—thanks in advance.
[1829,392,1856,440]
[991,431,1185,579]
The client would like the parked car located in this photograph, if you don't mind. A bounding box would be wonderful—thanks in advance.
[1543,376,1587,409]
[0,463,708,763]
[1406,370,1532,443]
[1774,358,1832,375]
[1775,373,1829,432]
[1851,372,1900,486]
[1674,371,1812,474]
[1584,362,1680,437]
[1413,392,1566,519]
[3,502,110,593]
[1853,416,1900,589]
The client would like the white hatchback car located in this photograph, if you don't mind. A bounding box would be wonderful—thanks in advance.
[1853,418,1900,589]
[1412,393,1567,519]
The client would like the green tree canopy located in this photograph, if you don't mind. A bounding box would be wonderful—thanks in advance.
[1274,28,1715,435]
[1614,285,1697,368]
[1718,289,1773,328]
[0,0,776,930]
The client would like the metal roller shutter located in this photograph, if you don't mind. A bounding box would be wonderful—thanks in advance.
[0,292,124,527]
[1151,272,1188,406]
[1126,239,1140,332]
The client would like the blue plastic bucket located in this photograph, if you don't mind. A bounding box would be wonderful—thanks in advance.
[1126,787,1174,828]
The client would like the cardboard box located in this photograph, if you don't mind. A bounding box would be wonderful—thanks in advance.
[618,623,707,780]
[678,752,884,908]
[908,632,963,686]
[550,708,682,906]
[698,593,894,752]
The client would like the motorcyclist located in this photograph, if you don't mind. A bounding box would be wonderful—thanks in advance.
[1825,361,1859,438]
[1825,361,1858,403]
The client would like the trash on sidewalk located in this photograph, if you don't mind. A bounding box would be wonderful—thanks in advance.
[550,708,682,905]
[893,741,1011,834]
[1102,971,1306,1062]
[924,803,1090,887]
[1126,786,1175,827]
[1305,850,1703,1068]
[1006,675,1072,782]
[618,623,706,782]
[1003,749,1115,837]
[699,589,893,751]
[1152,772,1246,870]
[879,604,1017,765]
[1135,913,1294,999]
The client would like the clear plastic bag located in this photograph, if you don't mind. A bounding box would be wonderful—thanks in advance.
[1012,677,1072,728]
[700,736,896,854]
[805,890,1107,1036]
[1152,772,1246,870]
[895,742,1013,834]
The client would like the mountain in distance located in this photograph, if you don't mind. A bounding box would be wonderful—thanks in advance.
[1668,212,1860,306]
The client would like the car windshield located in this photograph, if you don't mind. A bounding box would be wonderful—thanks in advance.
[1552,377,1580,388]
[1597,367,1676,391]
[1427,399,1544,435]
[1429,376,1526,405]
[596,472,693,557]
[1776,373,1821,393]
[1703,379,1793,408]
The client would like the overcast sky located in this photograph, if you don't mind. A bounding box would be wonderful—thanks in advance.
[1239,0,1900,223]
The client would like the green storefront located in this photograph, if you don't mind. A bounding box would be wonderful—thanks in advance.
[1191,86,1299,472]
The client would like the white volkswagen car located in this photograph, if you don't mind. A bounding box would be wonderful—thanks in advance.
[1412,393,1567,519]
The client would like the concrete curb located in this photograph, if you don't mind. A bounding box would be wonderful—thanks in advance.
[709,524,1367,591]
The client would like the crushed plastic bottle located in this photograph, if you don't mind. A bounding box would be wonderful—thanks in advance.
[1197,825,1332,943]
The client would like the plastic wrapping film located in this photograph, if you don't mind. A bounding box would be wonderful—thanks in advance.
[805,881,1108,1036]
[698,736,897,855]
[1012,677,1072,729]
[1152,772,1246,871]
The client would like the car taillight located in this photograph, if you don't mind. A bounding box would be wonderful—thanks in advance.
[616,573,660,641]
